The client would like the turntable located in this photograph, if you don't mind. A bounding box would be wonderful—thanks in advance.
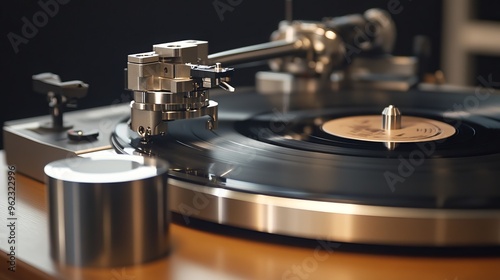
[2,4,500,279]
[4,6,500,247]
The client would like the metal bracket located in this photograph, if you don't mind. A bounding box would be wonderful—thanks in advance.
[32,73,89,131]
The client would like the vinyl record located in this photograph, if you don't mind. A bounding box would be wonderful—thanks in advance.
[111,87,500,245]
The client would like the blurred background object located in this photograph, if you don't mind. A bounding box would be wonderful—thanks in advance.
[442,0,500,86]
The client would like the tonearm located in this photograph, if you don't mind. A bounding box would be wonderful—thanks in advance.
[125,9,403,140]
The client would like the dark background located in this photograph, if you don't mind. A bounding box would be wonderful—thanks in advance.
[0,0,496,149]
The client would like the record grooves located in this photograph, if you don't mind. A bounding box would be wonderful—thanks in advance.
[235,108,500,158]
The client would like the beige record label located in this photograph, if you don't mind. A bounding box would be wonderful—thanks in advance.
[322,116,456,143]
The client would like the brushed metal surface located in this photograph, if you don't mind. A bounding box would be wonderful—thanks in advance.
[45,155,170,267]
[169,178,500,246]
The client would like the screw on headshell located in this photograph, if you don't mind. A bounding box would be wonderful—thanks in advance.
[137,126,153,143]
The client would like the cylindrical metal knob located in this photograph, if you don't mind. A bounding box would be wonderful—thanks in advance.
[45,155,169,267]
[382,105,401,130]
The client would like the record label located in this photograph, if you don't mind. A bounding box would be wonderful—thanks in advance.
[322,115,456,143]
